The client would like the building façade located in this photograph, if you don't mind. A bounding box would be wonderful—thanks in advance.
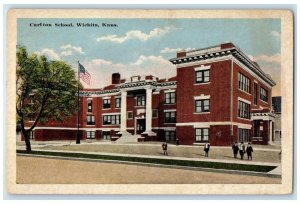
[24,42,277,146]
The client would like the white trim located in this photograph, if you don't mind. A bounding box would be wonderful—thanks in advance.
[24,126,121,131]
[238,124,252,129]
[87,98,92,101]
[251,115,275,121]
[102,112,121,116]
[114,96,121,99]
[193,112,210,115]
[194,94,210,100]
[102,96,111,100]
[164,89,176,93]
[238,97,251,104]
[176,56,231,68]
[193,124,210,128]
[194,82,211,85]
[164,109,176,112]
[152,127,176,131]
[194,64,211,71]
[176,122,252,129]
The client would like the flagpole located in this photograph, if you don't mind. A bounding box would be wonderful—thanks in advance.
[76,61,80,144]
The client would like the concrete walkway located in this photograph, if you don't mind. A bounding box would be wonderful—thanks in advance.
[18,141,281,164]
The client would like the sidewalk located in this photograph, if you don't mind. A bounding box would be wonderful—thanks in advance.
[18,141,281,164]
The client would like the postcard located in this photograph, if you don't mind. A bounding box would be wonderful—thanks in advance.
[6,9,293,194]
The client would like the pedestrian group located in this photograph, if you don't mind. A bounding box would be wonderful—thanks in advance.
[232,141,254,160]
[161,139,254,161]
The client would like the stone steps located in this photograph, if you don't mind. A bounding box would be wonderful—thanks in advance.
[115,132,142,143]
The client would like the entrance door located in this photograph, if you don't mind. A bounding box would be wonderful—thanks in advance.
[136,119,146,134]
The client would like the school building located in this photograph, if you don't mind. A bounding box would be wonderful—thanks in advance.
[24,42,277,146]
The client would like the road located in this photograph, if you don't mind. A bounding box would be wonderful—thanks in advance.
[17,156,281,184]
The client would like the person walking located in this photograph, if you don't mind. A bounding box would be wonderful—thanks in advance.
[162,142,168,156]
[239,142,245,160]
[246,142,253,160]
[232,141,239,159]
[176,137,180,146]
[204,141,210,157]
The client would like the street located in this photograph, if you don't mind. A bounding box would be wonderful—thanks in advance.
[17,156,281,184]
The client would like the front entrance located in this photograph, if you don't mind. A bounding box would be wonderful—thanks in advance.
[136,119,146,134]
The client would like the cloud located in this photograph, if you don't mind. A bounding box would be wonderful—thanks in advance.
[131,55,170,66]
[160,47,195,54]
[60,50,73,56]
[80,55,176,88]
[91,59,113,66]
[60,44,85,56]
[34,48,61,60]
[252,53,281,64]
[96,26,178,43]
[270,31,280,38]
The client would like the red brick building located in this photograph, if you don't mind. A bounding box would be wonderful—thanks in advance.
[25,42,277,146]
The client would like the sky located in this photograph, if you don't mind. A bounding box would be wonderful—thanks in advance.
[17,18,281,96]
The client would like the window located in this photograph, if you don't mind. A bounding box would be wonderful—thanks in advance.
[152,109,158,118]
[195,70,210,83]
[127,111,133,119]
[165,131,176,142]
[164,111,176,123]
[238,100,250,119]
[102,131,110,140]
[103,115,120,125]
[195,128,209,143]
[253,83,258,105]
[87,99,92,112]
[238,73,250,93]
[195,99,210,113]
[115,97,121,108]
[238,128,250,142]
[86,131,95,139]
[165,92,176,104]
[87,115,95,125]
[260,87,268,102]
[103,98,111,109]
[137,95,146,106]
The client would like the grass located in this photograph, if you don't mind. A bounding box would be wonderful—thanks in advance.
[16,150,277,173]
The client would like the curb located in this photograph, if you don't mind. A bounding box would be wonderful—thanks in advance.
[17,153,281,179]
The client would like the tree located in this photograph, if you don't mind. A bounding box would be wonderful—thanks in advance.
[16,46,80,151]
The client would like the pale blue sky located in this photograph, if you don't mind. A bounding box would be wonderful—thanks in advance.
[17,18,281,95]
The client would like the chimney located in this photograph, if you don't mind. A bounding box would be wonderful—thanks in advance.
[220,42,235,49]
[177,50,186,58]
[112,73,121,84]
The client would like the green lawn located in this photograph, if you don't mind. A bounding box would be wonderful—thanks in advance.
[17,150,277,173]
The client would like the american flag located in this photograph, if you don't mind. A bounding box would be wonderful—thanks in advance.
[78,62,91,85]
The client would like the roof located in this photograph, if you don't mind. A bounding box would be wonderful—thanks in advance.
[169,42,276,87]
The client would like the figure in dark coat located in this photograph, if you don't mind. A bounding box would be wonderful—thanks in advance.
[162,142,168,156]
[239,142,245,160]
[246,142,253,160]
[232,142,239,158]
[204,141,210,157]
[176,137,180,146]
